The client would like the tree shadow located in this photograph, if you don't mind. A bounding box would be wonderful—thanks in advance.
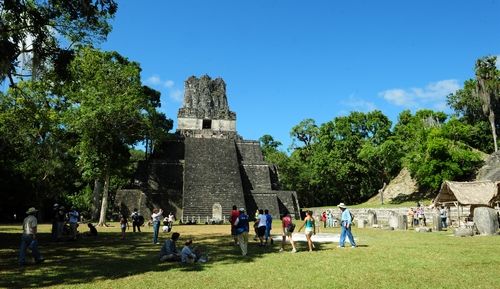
[0,230,297,288]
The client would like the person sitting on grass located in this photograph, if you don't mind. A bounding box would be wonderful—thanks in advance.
[181,239,207,263]
[84,223,98,237]
[159,232,181,262]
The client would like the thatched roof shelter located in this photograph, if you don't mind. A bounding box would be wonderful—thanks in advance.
[434,181,500,226]
[435,181,500,206]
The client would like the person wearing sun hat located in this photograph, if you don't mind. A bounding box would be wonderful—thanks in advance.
[337,203,357,248]
[19,207,44,266]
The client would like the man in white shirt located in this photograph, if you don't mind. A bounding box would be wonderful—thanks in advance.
[19,207,44,266]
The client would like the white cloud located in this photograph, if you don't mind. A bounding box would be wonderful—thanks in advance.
[379,79,459,109]
[145,75,184,103]
[170,88,183,102]
[146,75,161,85]
[164,80,175,88]
[341,94,377,112]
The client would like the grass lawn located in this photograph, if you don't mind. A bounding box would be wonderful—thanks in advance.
[0,222,499,289]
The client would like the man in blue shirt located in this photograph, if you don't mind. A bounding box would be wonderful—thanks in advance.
[234,208,249,256]
[338,203,356,248]
[159,232,181,261]
[264,209,273,245]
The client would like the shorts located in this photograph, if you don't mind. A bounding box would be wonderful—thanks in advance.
[283,228,292,237]
[257,226,266,237]
[304,227,313,235]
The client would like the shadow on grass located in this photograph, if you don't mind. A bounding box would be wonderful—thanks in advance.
[0,230,299,288]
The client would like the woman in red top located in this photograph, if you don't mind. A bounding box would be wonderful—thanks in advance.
[280,213,297,253]
[321,211,327,228]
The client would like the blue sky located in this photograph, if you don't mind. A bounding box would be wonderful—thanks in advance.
[99,0,499,151]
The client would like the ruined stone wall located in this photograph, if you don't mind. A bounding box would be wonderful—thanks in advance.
[276,191,301,219]
[250,190,280,219]
[182,138,246,219]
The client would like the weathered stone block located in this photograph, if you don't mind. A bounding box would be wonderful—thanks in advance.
[432,214,443,231]
[415,227,432,233]
[367,210,378,226]
[388,211,407,230]
[357,219,367,228]
[473,207,499,235]
[454,227,474,237]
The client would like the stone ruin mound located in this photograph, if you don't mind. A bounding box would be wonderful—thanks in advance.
[368,167,419,204]
[476,151,500,182]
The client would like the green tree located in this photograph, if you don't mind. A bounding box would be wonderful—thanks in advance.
[65,47,155,226]
[290,118,318,149]
[0,0,117,85]
[0,80,79,213]
[394,110,483,194]
[474,56,500,152]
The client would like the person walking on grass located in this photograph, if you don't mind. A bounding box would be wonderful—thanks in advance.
[230,205,240,245]
[297,210,315,252]
[120,214,129,240]
[255,209,266,246]
[130,208,142,232]
[264,209,273,245]
[280,213,297,253]
[19,207,44,266]
[234,208,250,256]
[337,203,356,248]
[151,208,163,244]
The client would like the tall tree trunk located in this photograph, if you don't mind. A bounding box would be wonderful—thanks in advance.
[489,110,498,152]
[91,179,103,221]
[97,172,110,226]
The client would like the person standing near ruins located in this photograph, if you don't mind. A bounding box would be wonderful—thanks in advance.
[321,211,327,228]
[327,210,334,228]
[130,208,142,232]
[167,212,175,228]
[280,213,297,253]
[51,203,59,241]
[255,209,267,246]
[407,208,415,228]
[297,210,316,252]
[56,206,66,240]
[19,207,44,266]
[440,205,448,229]
[264,209,273,245]
[151,208,163,244]
[68,207,79,240]
[234,208,249,256]
[120,214,129,240]
[230,205,240,245]
[337,203,356,248]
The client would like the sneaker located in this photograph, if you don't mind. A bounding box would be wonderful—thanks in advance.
[279,248,284,252]
[351,246,356,249]
[337,245,345,248]
[291,248,297,253]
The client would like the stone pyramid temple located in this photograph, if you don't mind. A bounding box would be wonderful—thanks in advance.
[116,75,300,221]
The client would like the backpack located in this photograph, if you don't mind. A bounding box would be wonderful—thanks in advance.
[137,215,145,226]
[350,211,355,222]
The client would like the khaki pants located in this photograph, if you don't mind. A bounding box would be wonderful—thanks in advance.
[237,232,248,256]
